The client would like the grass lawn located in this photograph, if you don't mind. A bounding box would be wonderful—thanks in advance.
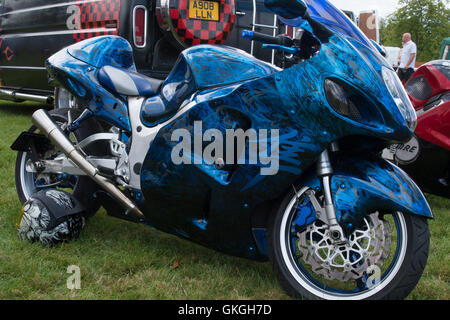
[0,101,448,300]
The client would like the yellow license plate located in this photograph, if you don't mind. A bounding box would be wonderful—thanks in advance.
[189,0,219,21]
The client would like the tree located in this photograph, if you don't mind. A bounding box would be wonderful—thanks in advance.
[380,0,450,62]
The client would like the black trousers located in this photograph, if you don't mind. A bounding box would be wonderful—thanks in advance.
[398,67,415,83]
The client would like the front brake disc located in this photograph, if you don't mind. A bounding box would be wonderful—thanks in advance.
[297,212,392,281]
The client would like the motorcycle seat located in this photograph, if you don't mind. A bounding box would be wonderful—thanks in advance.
[98,65,164,97]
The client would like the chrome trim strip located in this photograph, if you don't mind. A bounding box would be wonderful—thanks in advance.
[0,66,46,70]
[0,28,116,39]
[0,0,103,17]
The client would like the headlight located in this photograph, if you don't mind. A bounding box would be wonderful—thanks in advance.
[324,78,384,127]
[382,67,417,131]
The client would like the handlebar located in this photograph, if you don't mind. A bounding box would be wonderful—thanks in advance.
[241,30,293,47]
[241,29,322,59]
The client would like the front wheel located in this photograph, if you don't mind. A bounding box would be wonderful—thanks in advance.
[268,187,430,300]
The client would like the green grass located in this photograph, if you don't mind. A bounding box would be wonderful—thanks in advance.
[0,101,448,300]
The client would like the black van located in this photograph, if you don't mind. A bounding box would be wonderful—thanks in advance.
[0,0,287,107]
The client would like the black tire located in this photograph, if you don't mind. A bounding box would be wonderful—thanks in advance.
[15,108,107,216]
[268,188,430,300]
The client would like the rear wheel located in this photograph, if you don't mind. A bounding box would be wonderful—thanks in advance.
[15,108,106,216]
[54,87,80,109]
[268,187,430,300]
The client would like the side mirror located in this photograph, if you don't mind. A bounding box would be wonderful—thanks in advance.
[264,0,308,20]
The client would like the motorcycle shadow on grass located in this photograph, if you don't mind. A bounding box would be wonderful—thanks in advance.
[69,210,282,296]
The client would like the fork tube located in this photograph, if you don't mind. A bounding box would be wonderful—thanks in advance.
[317,148,345,241]
[321,175,339,227]
[317,150,338,225]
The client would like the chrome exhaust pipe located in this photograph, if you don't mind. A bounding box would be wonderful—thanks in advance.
[0,88,53,104]
[31,109,145,220]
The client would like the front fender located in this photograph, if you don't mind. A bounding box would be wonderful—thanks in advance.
[303,154,433,232]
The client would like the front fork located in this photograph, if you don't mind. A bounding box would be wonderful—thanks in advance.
[312,143,347,243]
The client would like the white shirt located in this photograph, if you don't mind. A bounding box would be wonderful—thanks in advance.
[399,41,417,69]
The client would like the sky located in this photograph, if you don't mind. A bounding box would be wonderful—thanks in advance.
[328,0,401,18]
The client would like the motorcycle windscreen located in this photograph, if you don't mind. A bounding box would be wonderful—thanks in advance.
[67,36,136,71]
[279,0,377,52]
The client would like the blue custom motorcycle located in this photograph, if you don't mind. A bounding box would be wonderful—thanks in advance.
[12,0,433,299]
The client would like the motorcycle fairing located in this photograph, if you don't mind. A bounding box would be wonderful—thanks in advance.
[46,37,134,131]
[68,35,136,71]
[140,45,280,127]
[407,60,450,108]
[329,156,433,233]
[277,35,411,143]
[406,61,450,151]
[415,100,450,151]
[176,45,281,89]
[277,0,378,53]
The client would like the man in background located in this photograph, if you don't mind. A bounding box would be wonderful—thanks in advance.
[397,33,417,83]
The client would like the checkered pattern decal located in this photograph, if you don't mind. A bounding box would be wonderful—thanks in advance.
[169,0,236,46]
[73,0,121,42]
